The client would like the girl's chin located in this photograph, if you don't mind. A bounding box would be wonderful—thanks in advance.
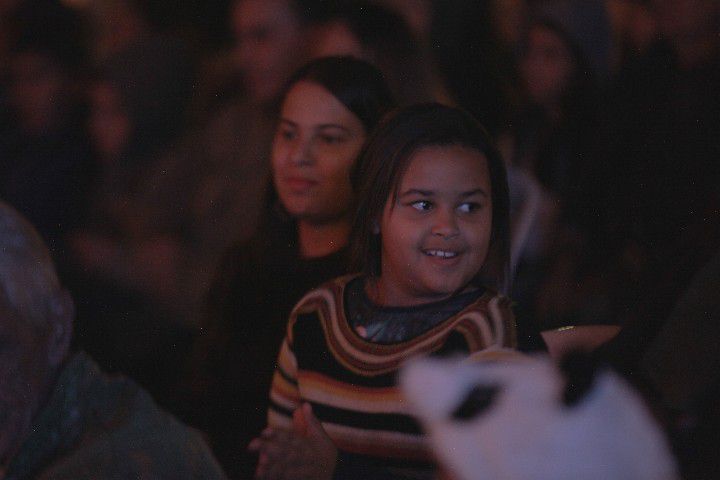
[416,276,475,300]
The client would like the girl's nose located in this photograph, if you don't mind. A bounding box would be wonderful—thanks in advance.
[431,208,460,239]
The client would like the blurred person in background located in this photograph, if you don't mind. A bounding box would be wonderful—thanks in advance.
[67,24,195,292]
[63,0,316,398]
[108,0,319,335]
[0,201,227,479]
[63,39,196,408]
[0,0,25,135]
[492,0,529,51]
[83,0,154,64]
[0,0,93,263]
[193,0,315,120]
[588,0,720,382]
[376,0,528,110]
[638,248,720,480]
[308,1,450,105]
[605,0,658,71]
[499,0,623,354]
[184,56,395,478]
[375,0,433,41]
[429,0,519,137]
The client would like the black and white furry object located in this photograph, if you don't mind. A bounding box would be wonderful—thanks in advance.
[400,351,678,480]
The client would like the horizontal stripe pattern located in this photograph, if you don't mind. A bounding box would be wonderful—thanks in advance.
[298,370,406,414]
[268,275,516,466]
[310,401,422,434]
[324,422,428,460]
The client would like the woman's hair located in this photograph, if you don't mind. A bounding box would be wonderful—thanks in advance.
[281,55,396,131]
[350,103,511,292]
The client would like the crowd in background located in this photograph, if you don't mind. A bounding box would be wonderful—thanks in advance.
[0,0,718,478]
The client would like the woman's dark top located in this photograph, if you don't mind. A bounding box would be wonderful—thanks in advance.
[184,209,348,479]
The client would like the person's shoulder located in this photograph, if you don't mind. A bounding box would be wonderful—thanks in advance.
[40,355,227,479]
[448,289,516,351]
[285,275,359,337]
[291,274,358,315]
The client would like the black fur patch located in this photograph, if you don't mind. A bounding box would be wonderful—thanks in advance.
[451,385,499,421]
[561,351,599,407]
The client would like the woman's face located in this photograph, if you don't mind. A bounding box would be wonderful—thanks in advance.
[272,81,366,223]
[520,24,575,108]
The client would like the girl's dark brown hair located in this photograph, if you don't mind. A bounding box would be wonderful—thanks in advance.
[350,103,511,293]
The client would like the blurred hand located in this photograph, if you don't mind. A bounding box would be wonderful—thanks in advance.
[249,403,337,480]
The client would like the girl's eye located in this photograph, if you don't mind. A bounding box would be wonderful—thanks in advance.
[458,202,481,214]
[410,200,433,212]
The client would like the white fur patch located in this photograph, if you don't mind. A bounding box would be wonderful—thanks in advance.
[400,355,678,480]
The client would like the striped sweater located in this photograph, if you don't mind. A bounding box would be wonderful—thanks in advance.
[268,275,516,475]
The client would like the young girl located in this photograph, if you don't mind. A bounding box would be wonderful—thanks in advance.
[251,104,516,479]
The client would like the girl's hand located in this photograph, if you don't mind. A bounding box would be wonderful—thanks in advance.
[249,403,337,480]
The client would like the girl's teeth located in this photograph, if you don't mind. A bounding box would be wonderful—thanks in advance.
[425,250,457,258]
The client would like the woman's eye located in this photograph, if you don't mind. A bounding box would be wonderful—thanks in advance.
[410,200,433,212]
[278,128,296,141]
[458,202,481,214]
[319,134,344,145]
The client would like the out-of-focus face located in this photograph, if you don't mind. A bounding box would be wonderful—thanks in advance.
[88,81,131,160]
[520,24,574,108]
[271,81,366,224]
[381,0,432,40]
[8,52,67,133]
[308,20,364,60]
[652,0,717,41]
[0,296,53,468]
[232,0,306,104]
[377,145,493,307]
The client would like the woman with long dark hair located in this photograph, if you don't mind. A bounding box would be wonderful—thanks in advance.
[185,56,395,478]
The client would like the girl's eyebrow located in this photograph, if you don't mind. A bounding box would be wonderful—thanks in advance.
[459,188,489,199]
[399,188,434,198]
[399,188,489,198]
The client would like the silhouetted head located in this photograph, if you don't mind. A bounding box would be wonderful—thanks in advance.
[0,202,74,467]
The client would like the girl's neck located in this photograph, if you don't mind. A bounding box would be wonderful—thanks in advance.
[297,219,350,259]
[366,277,475,308]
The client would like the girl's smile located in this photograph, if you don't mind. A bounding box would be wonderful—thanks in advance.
[375,144,493,307]
[423,249,460,259]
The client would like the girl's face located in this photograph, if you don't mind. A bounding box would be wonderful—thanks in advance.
[272,81,366,223]
[377,145,493,306]
[520,24,574,107]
